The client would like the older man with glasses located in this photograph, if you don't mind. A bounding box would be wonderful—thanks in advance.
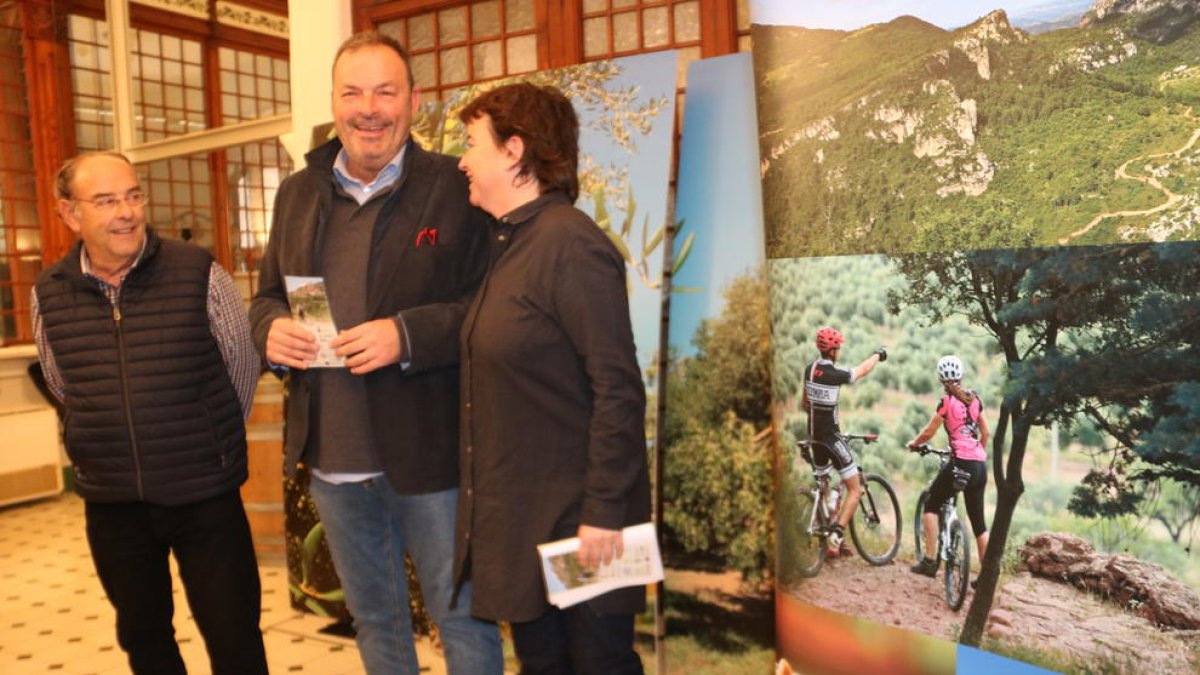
[31,151,267,675]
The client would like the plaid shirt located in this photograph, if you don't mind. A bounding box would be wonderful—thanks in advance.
[31,245,258,420]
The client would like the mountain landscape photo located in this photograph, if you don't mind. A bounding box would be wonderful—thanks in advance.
[754,0,1200,258]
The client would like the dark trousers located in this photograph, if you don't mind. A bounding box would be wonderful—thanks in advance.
[510,604,643,675]
[84,491,268,675]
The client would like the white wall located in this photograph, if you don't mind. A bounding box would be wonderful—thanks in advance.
[280,1,354,167]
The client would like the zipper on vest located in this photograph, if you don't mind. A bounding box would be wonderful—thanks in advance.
[113,304,145,500]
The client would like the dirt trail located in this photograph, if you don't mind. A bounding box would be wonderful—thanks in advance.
[1060,109,1200,244]
[785,556,1199,673]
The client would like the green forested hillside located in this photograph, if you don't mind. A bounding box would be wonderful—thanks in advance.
[757,6,1200,258]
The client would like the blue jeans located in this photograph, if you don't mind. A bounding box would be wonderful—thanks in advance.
[309,479,502,675]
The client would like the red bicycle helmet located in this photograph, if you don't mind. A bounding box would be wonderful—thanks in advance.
[815,327,845,353]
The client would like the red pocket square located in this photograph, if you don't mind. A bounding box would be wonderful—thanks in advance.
[416,227,439,247]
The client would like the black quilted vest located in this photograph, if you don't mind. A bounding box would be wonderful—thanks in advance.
[35,231,247,505]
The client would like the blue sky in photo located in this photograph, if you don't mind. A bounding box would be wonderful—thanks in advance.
[574,50,677,370]
[669,52,764,357]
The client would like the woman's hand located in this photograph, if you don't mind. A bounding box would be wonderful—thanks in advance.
[577,525,624,570]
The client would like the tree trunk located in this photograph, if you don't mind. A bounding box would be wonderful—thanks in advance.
[960,414,1032,646]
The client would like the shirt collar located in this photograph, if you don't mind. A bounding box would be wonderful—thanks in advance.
[332,143,407,194]
[80,234,148,285]
[497,190,571,227]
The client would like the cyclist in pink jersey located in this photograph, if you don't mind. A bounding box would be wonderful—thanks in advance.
[906,355,990,578]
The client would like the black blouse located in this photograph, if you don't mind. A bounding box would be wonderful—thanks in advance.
[455,190,650,622]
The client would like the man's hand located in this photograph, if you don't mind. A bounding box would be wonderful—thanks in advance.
[875,347,888,362]
[265,317,318,369]
[331,318,403,375]
[577,524,624,570]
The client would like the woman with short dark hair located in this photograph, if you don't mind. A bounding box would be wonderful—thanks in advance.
[452,82,649,674]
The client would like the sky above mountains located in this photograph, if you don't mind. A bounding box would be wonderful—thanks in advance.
[749,0,1095,31]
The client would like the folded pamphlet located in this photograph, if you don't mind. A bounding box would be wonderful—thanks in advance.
[284,276,345,368]
[537,522,664,608]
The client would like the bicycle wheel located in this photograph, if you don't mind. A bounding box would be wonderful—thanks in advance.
[944,518,971,611]
[914,490,936,564]
[794,490,826,578]
[850,473,901,565]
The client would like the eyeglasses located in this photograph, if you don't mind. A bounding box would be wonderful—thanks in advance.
[73,191,147,212]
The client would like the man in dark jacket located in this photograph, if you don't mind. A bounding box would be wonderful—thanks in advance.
[248,31,500,674]
[32,151,266,675]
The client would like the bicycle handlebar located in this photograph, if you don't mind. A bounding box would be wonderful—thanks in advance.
[911,443,950,457]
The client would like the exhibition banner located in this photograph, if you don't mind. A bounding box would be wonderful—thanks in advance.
[753,1,1200,673]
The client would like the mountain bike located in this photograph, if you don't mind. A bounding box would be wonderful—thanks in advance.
[912,444,971,610]
[793,433,901,577]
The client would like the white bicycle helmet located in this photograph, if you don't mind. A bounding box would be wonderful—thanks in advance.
[936,355,964,382]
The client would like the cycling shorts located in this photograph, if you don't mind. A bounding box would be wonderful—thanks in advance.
[924,458,988,537]
[811,435,858,480]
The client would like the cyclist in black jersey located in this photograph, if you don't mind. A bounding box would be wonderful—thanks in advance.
[801,326,887,558]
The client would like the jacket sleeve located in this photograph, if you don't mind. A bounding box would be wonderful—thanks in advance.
[396,178,490,374]
[550,220,648,530]
[248,173,300,368]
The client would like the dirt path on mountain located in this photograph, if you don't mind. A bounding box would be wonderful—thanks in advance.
[1060,108,1200,244]
[785,555,1200,673]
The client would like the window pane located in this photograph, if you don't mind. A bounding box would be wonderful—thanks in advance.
[473,40,502,80]
[643,7,669,49]
[583,17,608,58]
[737,0,751,31]
[411,52,436,90]
[440,46,468,84]
[163,35,181,61]
[674,1,701,43]
[472,1,500,37]
[506,0,536,31]
[226,140,294,297]
[614,12,638,52]
[614,0,637,8]
[506,35,536,75]
[410,15,434,50]
[379,19,405,46]
[439,7,467,44]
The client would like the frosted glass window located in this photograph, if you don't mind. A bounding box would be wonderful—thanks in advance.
[506,0,535,31]
[410,15,434,50]
[441,46,468,83]
[584,17,609,58]
[643,7,669,49]
[506,35,537,74]
[473,40,502,80]
[439,7,467,44]
[674,1,701,43]
[472,1,500,37]
[614,12,638,52]
[411,53,436,90]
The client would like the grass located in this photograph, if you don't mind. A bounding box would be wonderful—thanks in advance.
[630,552,775,674]
[980,637,1145,675]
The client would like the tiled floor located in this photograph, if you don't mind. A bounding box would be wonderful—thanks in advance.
[0,493,449,674]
